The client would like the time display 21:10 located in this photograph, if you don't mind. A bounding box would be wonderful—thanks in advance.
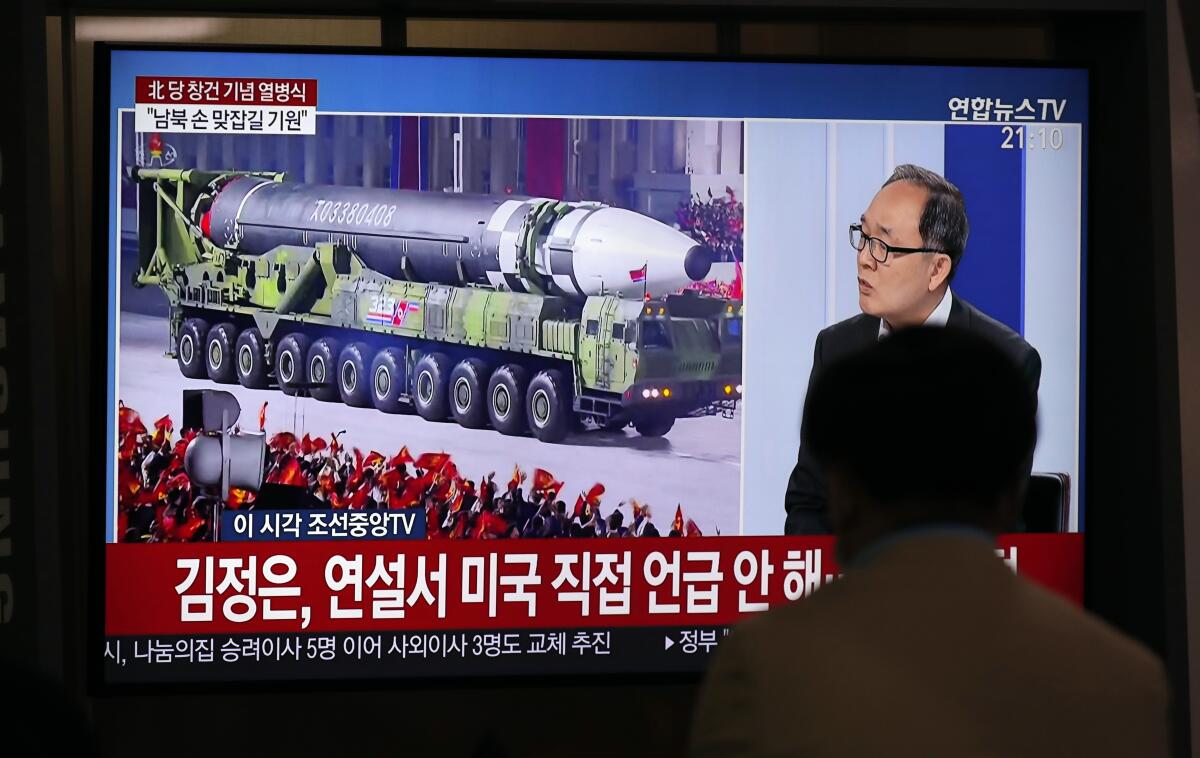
[1000,126,1064,150]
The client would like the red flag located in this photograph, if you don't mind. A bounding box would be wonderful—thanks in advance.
[430,474,455,502]
[153,472,190,499]
[268,431,297,451]
[585,482,605,506]
[258,401,268,431]
[117,466,141,499]
[172,505,206,541]
[416,452,450,473]
[507,464,525,491]
[730,261,744,301]
[629,263,647,283]
[363,451,385,469]
[151,414,173,446]
[227,488,255,510]
[480,474,497,507]
[390,446,414,467]
[340,447,365,490]
[573,483,606,519]
[118,404,147,436]
[532,468,564,498]
[118,434,140,462]
[310,436,328,453]
[277,457,305,487]
[380,466,409,493]
[172,429,197,462]
[394,473,432,510]
[685,518,703,537]
[300,433,314,456]
[672,505,685,533]
[472,509,510,539]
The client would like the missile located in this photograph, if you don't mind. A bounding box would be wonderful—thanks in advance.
[202,175,711,299]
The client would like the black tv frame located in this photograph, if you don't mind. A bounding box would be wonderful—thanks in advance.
[82,30,1191,754]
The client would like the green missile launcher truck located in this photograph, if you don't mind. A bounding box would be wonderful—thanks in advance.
[128,167,743,443]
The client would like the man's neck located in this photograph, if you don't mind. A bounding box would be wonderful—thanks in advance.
[840,521,996,569]
[882,286,950,331]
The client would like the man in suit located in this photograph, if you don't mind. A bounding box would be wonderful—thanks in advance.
[692,328,1170,758]
[785,164,1041,535]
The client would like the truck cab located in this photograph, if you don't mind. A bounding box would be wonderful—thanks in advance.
[575,292,743,435]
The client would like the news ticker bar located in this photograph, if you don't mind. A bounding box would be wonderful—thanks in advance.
[104,626,731,683]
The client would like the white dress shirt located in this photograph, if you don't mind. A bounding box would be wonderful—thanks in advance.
[878,288,953,340]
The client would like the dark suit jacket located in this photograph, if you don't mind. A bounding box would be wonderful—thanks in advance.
[783,294,1042,535]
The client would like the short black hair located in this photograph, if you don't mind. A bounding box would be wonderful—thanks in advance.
[883,164,969,280]
[802,327,1036,523]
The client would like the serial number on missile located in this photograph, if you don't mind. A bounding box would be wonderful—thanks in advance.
[309,199,397,227]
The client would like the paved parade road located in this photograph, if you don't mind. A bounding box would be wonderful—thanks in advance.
[117,312,744,536]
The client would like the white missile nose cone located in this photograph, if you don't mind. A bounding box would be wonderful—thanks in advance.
[570,207,710,297]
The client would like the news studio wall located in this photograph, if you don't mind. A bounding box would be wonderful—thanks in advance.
[97,47,1090,686]
[743,118,1081,534]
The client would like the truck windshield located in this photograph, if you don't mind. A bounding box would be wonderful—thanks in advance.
[640,320,672,349]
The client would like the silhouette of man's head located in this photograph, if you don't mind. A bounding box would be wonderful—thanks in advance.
[802,327,1037,562]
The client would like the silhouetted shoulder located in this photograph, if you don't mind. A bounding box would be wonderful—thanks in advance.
[1018,577,1168,696]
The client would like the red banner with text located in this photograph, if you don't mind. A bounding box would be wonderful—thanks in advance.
[107,535,1083,636]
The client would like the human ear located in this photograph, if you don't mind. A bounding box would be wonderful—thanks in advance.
[928,254,952,291]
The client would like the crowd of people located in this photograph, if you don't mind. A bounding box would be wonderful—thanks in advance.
[116,403,704,543]
[675,186,744,264]
[682,259,743,300]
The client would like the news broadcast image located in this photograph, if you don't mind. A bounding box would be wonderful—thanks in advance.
[100,50,1089,684]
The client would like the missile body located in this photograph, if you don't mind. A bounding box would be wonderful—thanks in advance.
[205,176,711,300]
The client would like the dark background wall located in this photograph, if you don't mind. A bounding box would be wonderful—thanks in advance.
[4,1,1196,756]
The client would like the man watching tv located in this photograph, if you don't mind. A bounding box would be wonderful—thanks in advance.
[784,164,1041,535]
[694,328,1169,758]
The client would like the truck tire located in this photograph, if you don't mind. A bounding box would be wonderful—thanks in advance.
[634,414,675,438]
[336,342,373,408]
[487,364,529,436]
[413,352,451,421]
[176,318,209,379]
[204,322,239,384]
[449,358,489,429]
[370,347,408,414]
[526,368,572,443]
[306,338,342,402]
[275,333,311,396]
[235,328,271,389]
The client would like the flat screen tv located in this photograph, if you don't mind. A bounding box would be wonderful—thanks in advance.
[95,45,1089,685]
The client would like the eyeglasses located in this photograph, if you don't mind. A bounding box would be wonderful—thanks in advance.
[849,223,946,263]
